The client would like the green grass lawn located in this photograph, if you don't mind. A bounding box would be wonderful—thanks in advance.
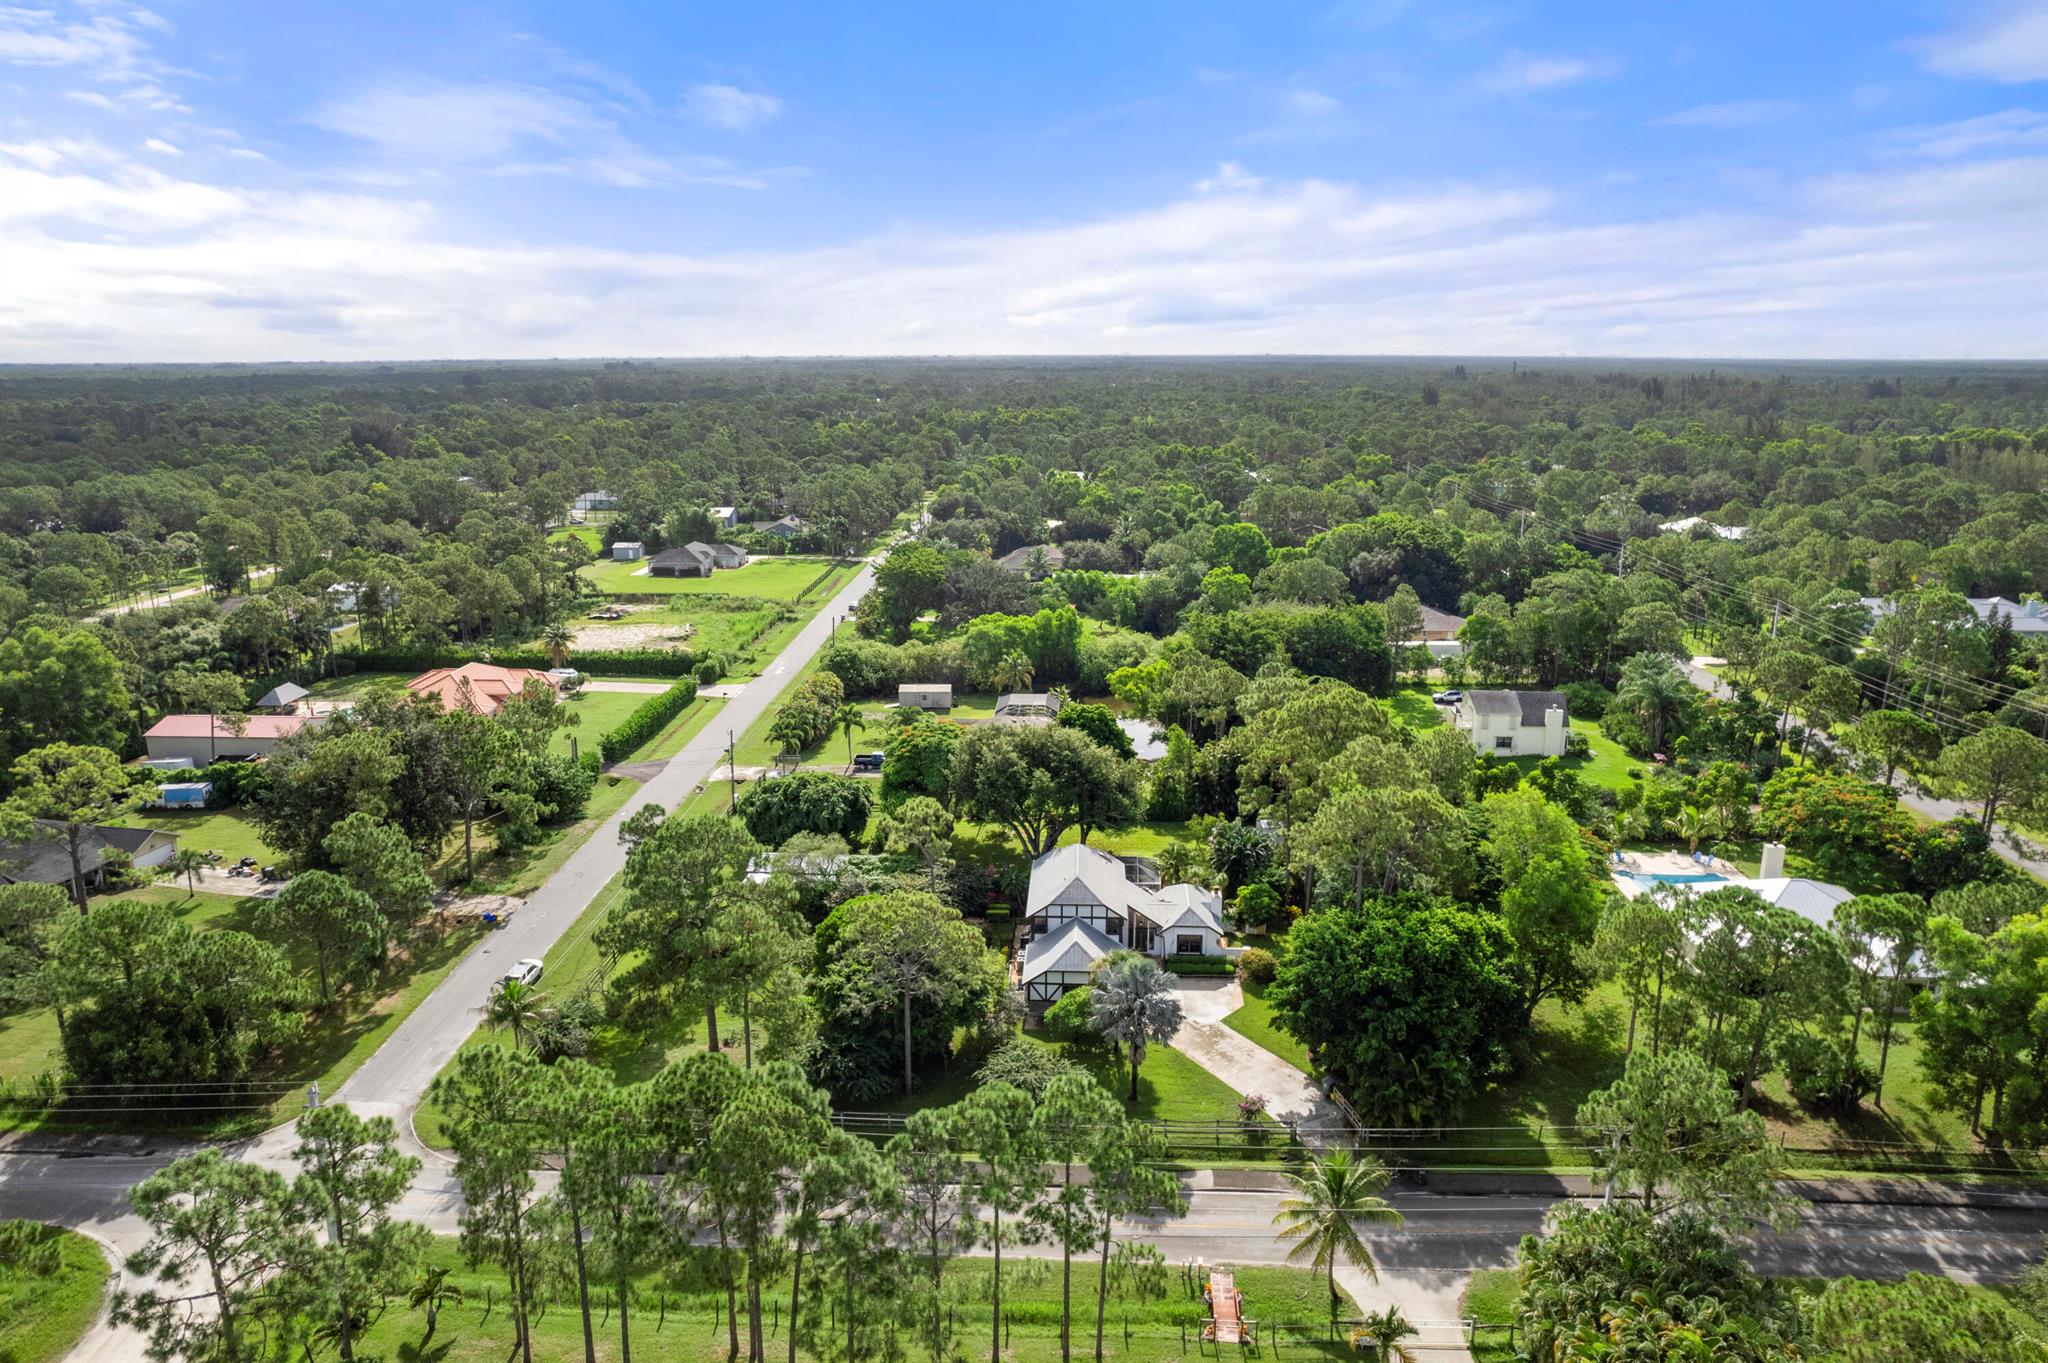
[864,1030,1256,1127]
[1380,683,1446,730]
[0,1225,109,1363]
[557,688,650,756]
[562,598,792,668]
[303,670,415,701]
[641,695,724,761]
[350,1240,1355,1363]
[111,805,277,865]
[1456,977,1991,1171]
[580,556,842,600]
[1461,1268,1519,1363]
[1380,687,1638,793]
[1222,980,1312,1075]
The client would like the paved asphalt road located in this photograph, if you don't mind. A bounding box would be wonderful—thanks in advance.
[8,1147,2048,1351]
[332,559,878,1116]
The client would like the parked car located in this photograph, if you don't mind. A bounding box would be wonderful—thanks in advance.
[501,958,543,988]
[852,751,884,771]
[1431,690,1464,706]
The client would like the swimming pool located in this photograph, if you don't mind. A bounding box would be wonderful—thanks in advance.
[1627,871,1730,886]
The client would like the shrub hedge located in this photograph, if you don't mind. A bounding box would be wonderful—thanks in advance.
[598,679,700,763]
[1162,954,1235,976]
[338,646,697,677]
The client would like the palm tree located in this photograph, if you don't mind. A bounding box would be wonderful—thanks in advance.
[1613,653,1694,755]
[1351,1306,1418,1363]
[540,621,574,669]
[408,1265,465,1344]
[991,650,1036,695]
[833,702,868,770]
[1152,839,1207,887]
[1273,1151,1405,1310]
[1088,955,1183,1102]
[162,846,210,898]
[1674,802,1715,855]
[486,979,552,1052]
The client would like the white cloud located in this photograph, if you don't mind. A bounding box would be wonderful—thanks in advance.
[141,137,179,156]
[1890,109,2048,159]
[1478,53,1615,93]
[1195,161,1262,193]
[684,82,783,130]
[0,8,148,69]
[1909,2,2048,83]
[0,138,2040,362]
[227,147,270,162]
[63,89,118,110]
[1287,88,1341,117]
[308,81,673,187]
[1652,100,1800,129]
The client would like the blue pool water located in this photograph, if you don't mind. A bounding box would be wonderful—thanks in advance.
[1628,871,1730,885]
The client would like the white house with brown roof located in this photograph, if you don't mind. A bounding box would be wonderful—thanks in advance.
[1016,844,1231,1006]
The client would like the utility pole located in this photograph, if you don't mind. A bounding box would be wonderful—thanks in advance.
[726,728,738,815]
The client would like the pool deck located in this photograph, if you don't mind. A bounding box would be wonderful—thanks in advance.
[1609,848,1737,897]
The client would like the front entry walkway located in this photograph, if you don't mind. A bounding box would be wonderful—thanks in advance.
[1334,1265,1478,1359]
[1170,976,1349,1145]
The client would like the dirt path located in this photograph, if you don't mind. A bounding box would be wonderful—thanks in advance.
[91,565,275,619]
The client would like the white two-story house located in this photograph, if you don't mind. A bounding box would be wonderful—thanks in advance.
[1016,844,1232,1008]
[1452,689,1569,758]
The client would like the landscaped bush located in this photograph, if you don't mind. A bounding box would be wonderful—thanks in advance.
[976,1034,1078,1094]
[341,646,697,677]
[694,654,727,684]
[1162,954,1235,975]
[1236,946,1278,985]
[1777,1030,1878,1115]
[769,670,847,753]
[735,771,873,846]
[818,639,901,697]
[530,752,595,823]
[597,679,699,763]
[1559,680,1613,720]
[1041,986,1100,1043]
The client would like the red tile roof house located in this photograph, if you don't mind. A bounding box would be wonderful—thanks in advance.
[405,663,560,717]
[144,712,313,765]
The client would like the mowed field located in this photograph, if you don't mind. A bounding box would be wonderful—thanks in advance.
[580,555,844,600]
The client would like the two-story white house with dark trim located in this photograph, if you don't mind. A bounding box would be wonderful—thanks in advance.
[1452,689,1568,758]
[1016,844,1232,1008]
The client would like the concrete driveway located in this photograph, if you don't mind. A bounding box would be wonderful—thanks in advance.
[1170,976,1349,1144]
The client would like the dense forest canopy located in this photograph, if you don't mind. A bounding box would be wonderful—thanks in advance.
[1,357,2045,774]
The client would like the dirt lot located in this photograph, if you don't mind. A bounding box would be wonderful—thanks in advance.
[570,602,695,650]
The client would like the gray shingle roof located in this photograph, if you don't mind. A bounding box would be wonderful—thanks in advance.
[1417,604,1465,632]
[1467,690,1568,726]
[1019,918,1118,982]
[0,821,167,886]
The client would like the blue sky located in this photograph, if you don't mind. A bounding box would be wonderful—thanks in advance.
[0,0,2044,359]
